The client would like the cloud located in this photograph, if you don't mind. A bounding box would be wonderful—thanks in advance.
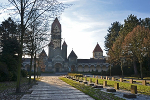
[1,0,150,59]
[59,3,150,59]
[59,0,79,3]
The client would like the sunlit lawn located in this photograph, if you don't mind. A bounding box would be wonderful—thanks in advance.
[83,77,150,96]
[60,77,125,100]
[124,77,150,80]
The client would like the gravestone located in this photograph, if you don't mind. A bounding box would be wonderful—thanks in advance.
[131,85,137,94]
[84,77,87,81]
[107,89,116,92]
[83,81,88,84]
[103,81,107,87]
[92,85,103,88]
[93,75,95,78]
[120,78,123,82]
[106,76,108,80]
[95,79,98,85]
[129,79,133,84]
[89,78,92,84]
[112,77,115,81]
[123,94,136,98]
[142,80,146,85]
[76,77,79,81]
[101,76,103,79]
[114,82,119,90]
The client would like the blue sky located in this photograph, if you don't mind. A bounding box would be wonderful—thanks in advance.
[0,0,150,59]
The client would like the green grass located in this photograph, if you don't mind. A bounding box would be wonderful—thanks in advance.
[60,77,124,100]
[124,77,150,80]
[84,77,150,96]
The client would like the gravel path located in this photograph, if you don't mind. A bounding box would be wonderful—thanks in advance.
[21,76,94,100]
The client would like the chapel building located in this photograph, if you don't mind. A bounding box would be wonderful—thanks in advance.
[39,17,109,72]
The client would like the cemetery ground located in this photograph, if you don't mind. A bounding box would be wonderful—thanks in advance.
[0,77,39,99]
[59,77,124,100]
[0,73,150,100]
[60,74,150,100]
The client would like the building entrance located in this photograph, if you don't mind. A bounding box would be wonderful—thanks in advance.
[54,63,62,72]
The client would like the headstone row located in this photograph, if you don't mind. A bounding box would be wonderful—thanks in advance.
[66,75,138,98]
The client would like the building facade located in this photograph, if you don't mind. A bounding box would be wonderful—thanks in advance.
[38,17,109,72]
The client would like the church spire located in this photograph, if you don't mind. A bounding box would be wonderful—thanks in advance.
[51,17,61,33]
[93,42,103,52]
[62,41,67,46]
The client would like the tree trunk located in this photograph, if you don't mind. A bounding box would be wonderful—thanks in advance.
[140,61,143,79]
[109,65,111,76]
[148,56,150,71]
[37,67,38,78]
[133,58,138,75]
[16,0,24,93]
[121,61,124,78]
[37,59,40,78]
[16,54,21,93]
[34,51,36,81]
[29,36,34,84]
[29,51,33,84]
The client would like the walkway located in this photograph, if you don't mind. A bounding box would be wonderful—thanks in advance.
[20,76,94,100]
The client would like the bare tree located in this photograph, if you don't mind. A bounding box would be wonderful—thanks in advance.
[1,0,70,93]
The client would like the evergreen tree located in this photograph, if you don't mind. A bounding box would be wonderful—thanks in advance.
[0,18,20,81]
[104,21,121,51]
[141,17,150,29]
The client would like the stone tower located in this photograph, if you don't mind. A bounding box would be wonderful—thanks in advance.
[48,17,62,60]
[62,41,67,60]
[48,41,54,59]
[93,43,103,59]
[68,50,77,72]
[51,17,61,49]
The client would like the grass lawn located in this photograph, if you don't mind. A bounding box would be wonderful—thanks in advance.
[83,77,150,96]
[60,77,125,100]
[124,77,150,80]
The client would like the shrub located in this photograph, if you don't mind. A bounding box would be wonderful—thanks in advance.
[21,69,28,77]
[68,73,83,77]
[0,62,9,82]
[0,71,8,82]
[11,72,17,81]
[8,71,13,81]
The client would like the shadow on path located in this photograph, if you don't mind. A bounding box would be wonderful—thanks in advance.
[41,72,68,76]
[21,76,94,100]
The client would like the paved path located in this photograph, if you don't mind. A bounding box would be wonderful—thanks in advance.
[20,76,94,100]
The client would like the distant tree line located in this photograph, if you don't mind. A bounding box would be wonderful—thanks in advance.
[104,14,150,78]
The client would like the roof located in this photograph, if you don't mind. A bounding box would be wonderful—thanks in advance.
[62,41,67,46]
[77,59,106,63]
[51,17,61,32]
[39,49,47,57]
[22,58,38,62]
[68,50,77,58]
[93,43,103,52]
[48,41,54,47]
[22,58,31,62]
